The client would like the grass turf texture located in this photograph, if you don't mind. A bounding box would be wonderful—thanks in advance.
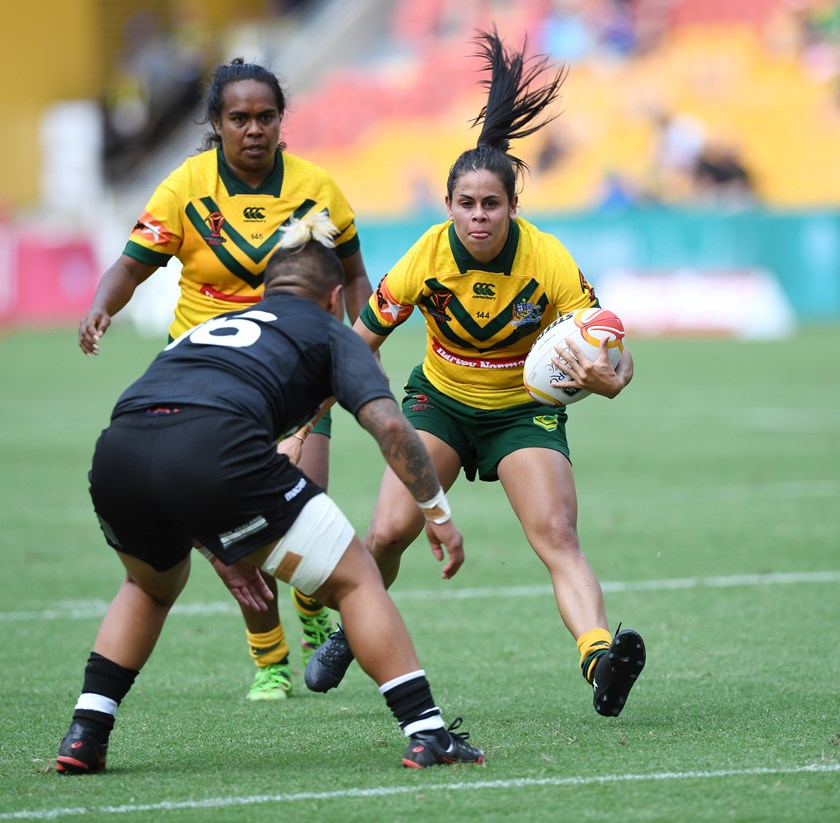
[0,323,838,821]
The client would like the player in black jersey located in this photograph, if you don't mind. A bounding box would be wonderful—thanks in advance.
[56,213,484,774]
[80,58,373,701]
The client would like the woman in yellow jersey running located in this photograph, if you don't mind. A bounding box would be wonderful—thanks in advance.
[306,30,646,719]
[78,58,373,701]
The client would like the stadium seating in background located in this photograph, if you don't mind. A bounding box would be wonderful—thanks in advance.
[281,0,840,217]
[665,0,783,27]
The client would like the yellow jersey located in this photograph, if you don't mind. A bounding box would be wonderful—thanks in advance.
[124,147,360,337]
[359,217,597,409]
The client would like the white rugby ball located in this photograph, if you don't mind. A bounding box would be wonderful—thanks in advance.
[524,307,625,406]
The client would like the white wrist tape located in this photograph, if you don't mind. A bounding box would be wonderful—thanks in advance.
[417,487,451,524]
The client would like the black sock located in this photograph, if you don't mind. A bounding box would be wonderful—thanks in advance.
[381,672,448,746]
[81,652,138,698]
[72,652,139,742]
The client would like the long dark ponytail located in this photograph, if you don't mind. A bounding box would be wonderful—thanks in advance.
[447,29,568,201]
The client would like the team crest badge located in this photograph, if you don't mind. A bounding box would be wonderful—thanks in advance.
[510,301,543,328]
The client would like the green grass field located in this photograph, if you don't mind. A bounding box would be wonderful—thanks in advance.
[0,322,838,821]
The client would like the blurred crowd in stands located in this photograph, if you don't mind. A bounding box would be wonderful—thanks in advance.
[102,7,209,181]
[100,0,840,214]
[100,0,318,180]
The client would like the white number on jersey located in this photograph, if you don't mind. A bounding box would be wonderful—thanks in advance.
[165,310,278,350]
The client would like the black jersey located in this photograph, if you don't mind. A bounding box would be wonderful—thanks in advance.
[113,292,393,439]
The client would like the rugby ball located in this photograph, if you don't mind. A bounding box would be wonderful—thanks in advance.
[523,307,625,406]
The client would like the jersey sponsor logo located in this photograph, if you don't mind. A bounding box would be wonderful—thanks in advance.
[131,211,173,246]
[284,477,307,502]
[204,211,227,246]
[510,301,543,328]
[472,282,496,299]
[431,337,527,370]
[532,414,559,431]
[243,207,266,221]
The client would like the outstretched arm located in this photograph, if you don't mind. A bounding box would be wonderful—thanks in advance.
[356,396,464,579]
[79,254,158,355]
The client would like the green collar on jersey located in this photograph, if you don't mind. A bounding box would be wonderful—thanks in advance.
[217,147,285,196]
[448,218,520,276]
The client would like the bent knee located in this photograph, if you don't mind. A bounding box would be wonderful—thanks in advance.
[125,566,188,609]
[364,517,421,556]
[527,518,582,555]
[129,580,181,609]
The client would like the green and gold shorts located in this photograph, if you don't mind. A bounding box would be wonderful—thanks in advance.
[400,365,570,482]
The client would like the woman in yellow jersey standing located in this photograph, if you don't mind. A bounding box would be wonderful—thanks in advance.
[79,58,373,701]
[306,30,646,719]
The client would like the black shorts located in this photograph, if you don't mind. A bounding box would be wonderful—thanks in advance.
[89,407,323,572]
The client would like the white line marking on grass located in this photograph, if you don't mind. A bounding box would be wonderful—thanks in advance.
[2,763,838,819]
[397,569,840,601]
[1,571,838,622]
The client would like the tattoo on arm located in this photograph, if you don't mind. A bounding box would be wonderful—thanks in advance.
[357,398,440,501]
